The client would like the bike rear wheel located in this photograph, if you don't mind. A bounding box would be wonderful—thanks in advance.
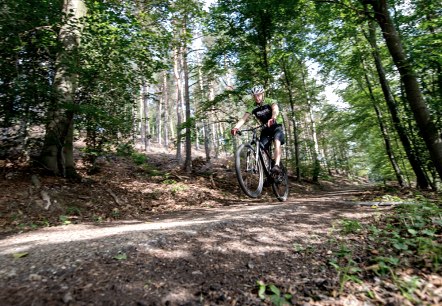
[235,144,263,198]
[272,162,289,201]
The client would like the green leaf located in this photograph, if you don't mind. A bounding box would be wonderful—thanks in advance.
[422,229,435,236]
[113,253,127,260]
[269,284,281,296]
[393,242,408,251]
[257,280,266,300]
[13,252,29,259]
[407,228,418,236]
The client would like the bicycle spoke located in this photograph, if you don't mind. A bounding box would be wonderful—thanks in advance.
[235,144,263,198]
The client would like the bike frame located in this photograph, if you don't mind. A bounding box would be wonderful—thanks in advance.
[244,125,273,178]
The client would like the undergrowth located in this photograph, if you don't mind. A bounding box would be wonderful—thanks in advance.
[328,196,442,304]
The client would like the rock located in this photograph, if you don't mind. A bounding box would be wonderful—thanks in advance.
[63,291,74,304]
[29,273,42,281]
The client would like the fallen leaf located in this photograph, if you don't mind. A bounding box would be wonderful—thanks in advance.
[113,253,127,260]
[13,252,29,259]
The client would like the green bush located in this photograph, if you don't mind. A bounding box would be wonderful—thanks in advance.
[116,143,134,156]
[131,152,147,165]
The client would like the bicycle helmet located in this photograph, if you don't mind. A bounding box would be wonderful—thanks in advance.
[249,85,265,95]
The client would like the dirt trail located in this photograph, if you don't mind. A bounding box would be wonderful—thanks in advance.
[0,186,385,306]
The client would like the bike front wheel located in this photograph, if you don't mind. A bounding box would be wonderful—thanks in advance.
[235,144,263,198]
[272,162,289,201]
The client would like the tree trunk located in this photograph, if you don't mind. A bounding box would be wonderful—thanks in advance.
[213,122,220,159]
[163,72,169,149]
[301,67,321,183]
[40,0,86,178]
[362,66,405,186]
[203,121,211,162]
[173,47,182,162]
[143,84,150,151]
[182,17,192,174]
[282,60,301,181]
[156,88,163,145]
[365,0,442,181]
[365,18,430,188]
[140,82,150,151]
[139,84,146,149]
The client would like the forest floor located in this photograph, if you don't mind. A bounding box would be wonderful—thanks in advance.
[0,144,441,305]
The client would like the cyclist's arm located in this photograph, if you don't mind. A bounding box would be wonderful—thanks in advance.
[233,112,250,130]
[271,103,279,121]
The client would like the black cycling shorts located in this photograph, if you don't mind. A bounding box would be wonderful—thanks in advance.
[260,124,285,151]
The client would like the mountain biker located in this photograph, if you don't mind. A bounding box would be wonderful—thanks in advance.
[231,85,285,175]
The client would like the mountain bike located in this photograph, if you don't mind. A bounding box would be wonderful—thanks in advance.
[234,125,289,201]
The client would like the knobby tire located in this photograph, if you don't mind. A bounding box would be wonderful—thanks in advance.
[271,162,289,201]
[235,144,263,198]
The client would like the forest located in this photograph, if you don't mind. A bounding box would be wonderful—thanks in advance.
[1,1,442,305]
[0,0,440,189]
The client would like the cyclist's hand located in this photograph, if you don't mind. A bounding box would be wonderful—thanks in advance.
[231,128,239,136]
[267,118,275,127]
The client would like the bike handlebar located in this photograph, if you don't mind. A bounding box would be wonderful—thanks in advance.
[237,124,267,136]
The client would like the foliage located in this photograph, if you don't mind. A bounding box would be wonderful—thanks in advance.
[340,219,362,234]
[131,152,148,165]
[116,143,135,157]
[1,0,440,185]
[257,280,292,306]
[330,196,442,302]
[76,1,168,153]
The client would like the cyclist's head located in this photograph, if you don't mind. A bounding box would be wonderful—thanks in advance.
[249,85,265,104]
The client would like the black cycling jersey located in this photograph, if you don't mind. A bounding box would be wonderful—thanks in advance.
[246,100,285,149]
[252,104,273,125]
[246,98,283,125]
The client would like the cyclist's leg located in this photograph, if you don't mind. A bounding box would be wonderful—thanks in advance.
[272,125,285,167]
[274,139,282,166]
[259,129,272,152]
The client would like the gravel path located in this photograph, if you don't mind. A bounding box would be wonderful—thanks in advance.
[0,187,383,306]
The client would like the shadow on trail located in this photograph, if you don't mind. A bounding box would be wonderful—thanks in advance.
[0,187,385,305]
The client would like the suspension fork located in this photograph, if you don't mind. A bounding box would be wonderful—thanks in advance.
[250,129,261,171]
[252,140,260,170]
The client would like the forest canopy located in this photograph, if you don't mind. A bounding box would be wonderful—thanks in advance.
[0,0,441,189]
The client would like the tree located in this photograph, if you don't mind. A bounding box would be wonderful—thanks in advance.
[363,0,442,182]
[363,17,430,188]
[40,0,87,178]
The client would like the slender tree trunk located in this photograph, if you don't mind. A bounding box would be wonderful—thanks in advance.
[364,18,430,188]
[143,84,150,151]
[203,121,211,162]
[163,73,169,149]
[300,66,320,183]
[195,124,200,150]
[213,122,220,159]
[203,86,216,162]
[362,66,405,186]
[365,0,442,181]
[40,0,86,178]
[156,90,162,145]
[282,60,301,181]
[173,47,182,162]
[139,84,146,149]
[182,18,192,173]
